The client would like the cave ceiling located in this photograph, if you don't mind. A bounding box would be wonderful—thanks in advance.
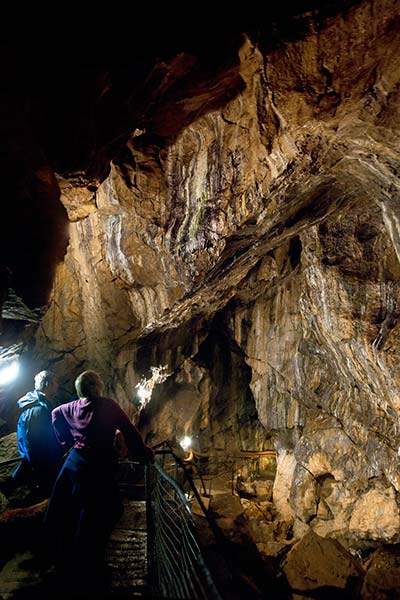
[0,0,357,310]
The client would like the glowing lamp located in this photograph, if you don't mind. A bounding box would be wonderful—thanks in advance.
[180,436,192,451]
[0,360,19,385]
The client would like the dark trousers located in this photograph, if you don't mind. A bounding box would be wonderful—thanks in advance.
[43,448,123,592]
[11,456,62,499]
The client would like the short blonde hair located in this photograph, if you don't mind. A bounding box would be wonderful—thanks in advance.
[75,370,104,398]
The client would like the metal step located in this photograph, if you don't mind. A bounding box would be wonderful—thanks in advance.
[105,498,148,596]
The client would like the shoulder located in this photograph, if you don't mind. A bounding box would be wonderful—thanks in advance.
[98,396,124,413]
[53,398,80,415]
[29,402,47,415]
[98,395,117,405]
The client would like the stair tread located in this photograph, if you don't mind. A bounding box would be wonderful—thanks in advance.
[106,497,148,595]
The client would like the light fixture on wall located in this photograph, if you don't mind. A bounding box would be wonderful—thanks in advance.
[179,435,194,464]
[180,435,192,451]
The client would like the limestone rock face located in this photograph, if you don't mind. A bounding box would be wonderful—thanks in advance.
[21,0,400,553]
[349,488,400,541]
[361,547,400,599]
[282,530,363,594]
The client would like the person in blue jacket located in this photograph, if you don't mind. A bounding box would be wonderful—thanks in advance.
[10,370,64,499]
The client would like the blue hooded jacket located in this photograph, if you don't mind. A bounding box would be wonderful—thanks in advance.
[16,390,63,473]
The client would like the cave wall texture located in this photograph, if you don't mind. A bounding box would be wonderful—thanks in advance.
[2,0,400,548]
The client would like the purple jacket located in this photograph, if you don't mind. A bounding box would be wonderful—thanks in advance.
[51,396,153,460]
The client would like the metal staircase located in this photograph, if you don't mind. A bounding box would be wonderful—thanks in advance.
[106,498,148,596]
[105,456,223,599]
[0,453,223,599]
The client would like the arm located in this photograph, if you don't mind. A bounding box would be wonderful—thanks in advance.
[110,400,154,461]
[51,407,74,452]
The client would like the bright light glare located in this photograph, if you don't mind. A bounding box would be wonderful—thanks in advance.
[137,384,150,402]
[0,361,19,385]
[180,436,192,451]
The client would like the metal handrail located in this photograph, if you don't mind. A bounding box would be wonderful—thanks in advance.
[1,445,273,598]
[146,459,223,600]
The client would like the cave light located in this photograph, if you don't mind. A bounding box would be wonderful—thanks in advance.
[136,384,150,403]
[0,360,20,385]
[180,436,192,451]
[135,383,152,410]
[135,365,171,410]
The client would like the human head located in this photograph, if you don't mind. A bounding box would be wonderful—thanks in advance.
[34,370,58,399]
[75,370,104,399]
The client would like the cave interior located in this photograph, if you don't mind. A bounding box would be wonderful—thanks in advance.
[1,2,400,598]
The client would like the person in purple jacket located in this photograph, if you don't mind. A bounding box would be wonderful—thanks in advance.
[44,369,154,592]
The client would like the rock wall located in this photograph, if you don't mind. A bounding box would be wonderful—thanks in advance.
[34,0,400,547]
